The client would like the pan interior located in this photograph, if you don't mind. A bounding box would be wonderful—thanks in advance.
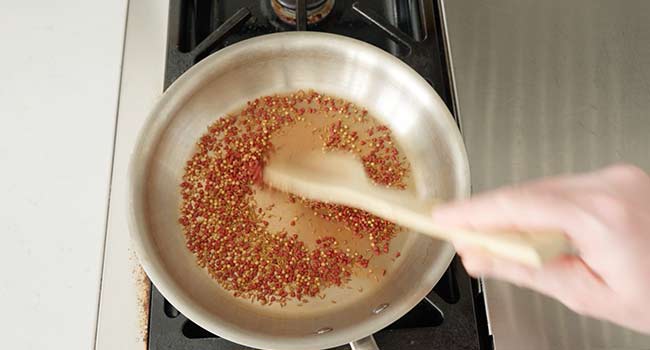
[132,32,467,349]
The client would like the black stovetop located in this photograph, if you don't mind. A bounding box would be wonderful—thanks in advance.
[148,1,492,349]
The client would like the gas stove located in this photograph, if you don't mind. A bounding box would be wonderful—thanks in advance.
[143,1,492,349]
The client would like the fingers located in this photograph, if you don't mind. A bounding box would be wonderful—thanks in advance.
[455,243,536,287]
[597,164,650,204]
[432,165,649,236]
[530,256,608,315]
[599,163,649,183]
[430,170,623,246]
[432,185,586,241]
[456,245,610,317]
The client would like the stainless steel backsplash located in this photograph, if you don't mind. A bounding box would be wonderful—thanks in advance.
[442,0,650,349]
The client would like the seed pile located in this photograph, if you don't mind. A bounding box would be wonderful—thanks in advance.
[179,90,409,306]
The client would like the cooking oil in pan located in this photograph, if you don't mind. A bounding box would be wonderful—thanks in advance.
[180,90,420,312]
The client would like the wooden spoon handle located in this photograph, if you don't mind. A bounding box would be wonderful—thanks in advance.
[431,227,571,267]
[406,208,572,267]
[263,151,574,267]
[347,190,573,267]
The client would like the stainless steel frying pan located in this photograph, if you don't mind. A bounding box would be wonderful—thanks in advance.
[129,32,470,350]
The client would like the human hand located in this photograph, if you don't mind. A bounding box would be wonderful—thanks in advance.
[432,164,650,333]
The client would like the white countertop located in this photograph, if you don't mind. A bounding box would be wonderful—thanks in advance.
[0,1,128,349]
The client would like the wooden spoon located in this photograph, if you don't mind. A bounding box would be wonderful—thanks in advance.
[263,151,572,267]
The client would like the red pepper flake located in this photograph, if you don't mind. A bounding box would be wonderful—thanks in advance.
[178,90,410,306]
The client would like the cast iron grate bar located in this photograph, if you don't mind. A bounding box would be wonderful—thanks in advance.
[165,7,251,88]
[352,2,414,54]
[191,8,251,60]
[296,0,308,30]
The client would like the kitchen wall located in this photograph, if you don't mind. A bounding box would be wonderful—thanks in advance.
[443,0,650,349]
